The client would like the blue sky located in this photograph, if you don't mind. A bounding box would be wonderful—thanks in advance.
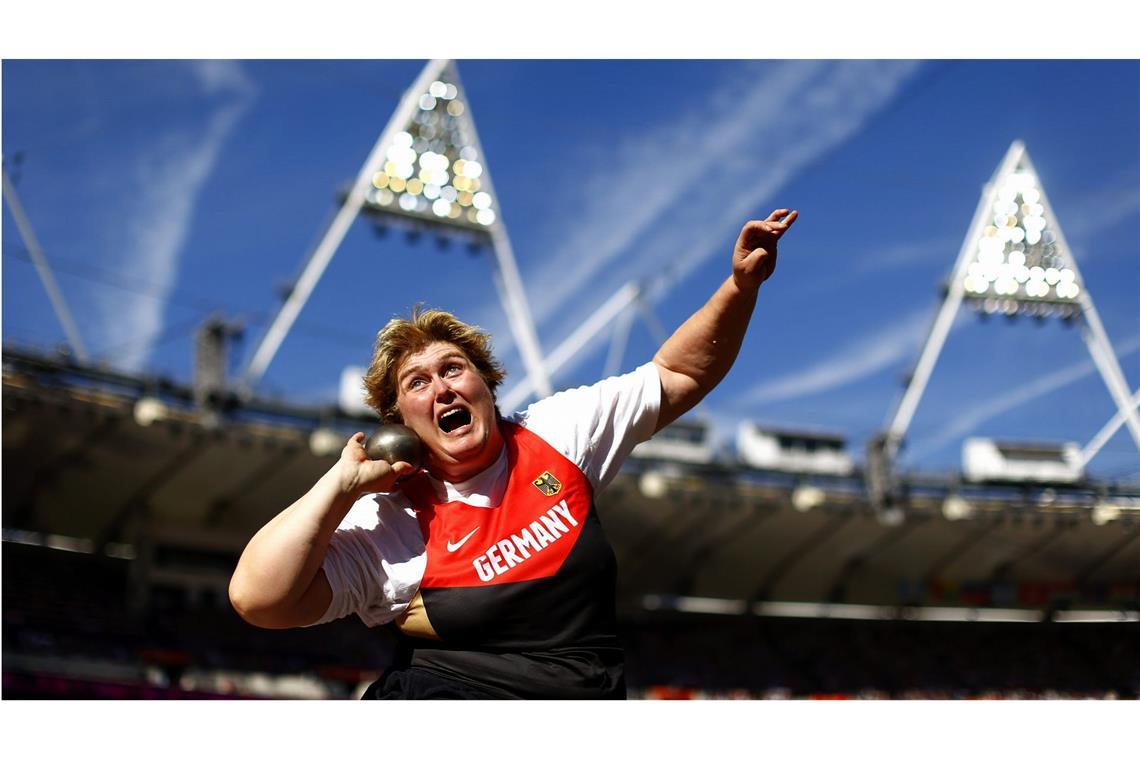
[4,60,1139,478]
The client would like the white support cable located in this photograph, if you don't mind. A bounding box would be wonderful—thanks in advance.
[499,281,641,412]
[885,146,1015,450]
[1026,142,1140,452]
[889,140,1140,463]
[1079,388,1140,468]
[2,163,90,362]
[499,264,674,412]
[497,263,683,412]
[603,305,636,379]
[449,61,552,402]
[241,58,450,390]
[603,269,670,380]
[634,295,670,345]
[885,271,965,451]
[531,281,640,386]
[1078,309,1140,450]
[486,223,553,399]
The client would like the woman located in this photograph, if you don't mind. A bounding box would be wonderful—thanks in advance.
[229,209,798,698]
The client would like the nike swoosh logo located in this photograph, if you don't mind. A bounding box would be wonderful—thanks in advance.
[447,527,479,553]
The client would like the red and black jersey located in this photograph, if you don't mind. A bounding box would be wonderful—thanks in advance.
[381,422,625,699]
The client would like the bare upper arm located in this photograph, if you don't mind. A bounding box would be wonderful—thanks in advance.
[291,568,335,627]
[652,359,702,433]
[235,569,334,630]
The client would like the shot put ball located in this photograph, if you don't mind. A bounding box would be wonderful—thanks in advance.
[365,424,424,468]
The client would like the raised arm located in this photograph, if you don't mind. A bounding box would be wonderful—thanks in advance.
[652,209,798,432]
[228,433,413,629]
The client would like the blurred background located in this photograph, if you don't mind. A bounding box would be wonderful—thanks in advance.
[3,59,1138,699]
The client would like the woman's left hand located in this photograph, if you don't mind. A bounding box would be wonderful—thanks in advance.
[732,208,798,291]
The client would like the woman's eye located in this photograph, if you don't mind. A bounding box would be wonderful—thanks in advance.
[409,378,425,389]
[445,364,461,375]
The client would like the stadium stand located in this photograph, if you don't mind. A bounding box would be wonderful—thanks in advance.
[620,613,1138,699]
[4,345,1138,699]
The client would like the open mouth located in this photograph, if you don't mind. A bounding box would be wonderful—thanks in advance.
[438,407,472,434]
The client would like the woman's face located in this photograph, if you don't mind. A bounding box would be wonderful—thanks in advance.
[394,341,503,482]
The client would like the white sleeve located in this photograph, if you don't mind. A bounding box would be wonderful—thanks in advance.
[308,493,426,628]
[511,362,661,492]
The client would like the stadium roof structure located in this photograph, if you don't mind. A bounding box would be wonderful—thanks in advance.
[5,344,1138,617]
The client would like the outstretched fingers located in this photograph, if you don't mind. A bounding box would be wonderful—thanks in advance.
[738,209,799,253]
[765,208,798,231]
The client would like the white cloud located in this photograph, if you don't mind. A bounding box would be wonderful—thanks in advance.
[192,59,257,98]
[91,61,256,371]
[483,60,924,397]
[853,236,958,274]
[641,61,925,294]
[525,61,829,324]
[740,307,932,406]
[1063,184,1140,259]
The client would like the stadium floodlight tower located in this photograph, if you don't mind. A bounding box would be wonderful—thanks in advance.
[868,140,1140,509]
[241,60,552,401]
[3,161,89,363]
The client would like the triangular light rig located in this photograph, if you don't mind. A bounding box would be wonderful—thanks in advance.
[867,140,1140,512]
[242,60,552,402]
[359,68,498,235]
[959,146,1083,320]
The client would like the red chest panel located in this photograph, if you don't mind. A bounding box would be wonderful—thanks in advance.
[403,423,593,588]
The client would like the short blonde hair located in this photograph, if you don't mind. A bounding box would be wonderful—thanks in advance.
[363,306,505,423]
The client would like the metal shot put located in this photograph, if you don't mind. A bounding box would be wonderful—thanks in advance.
[365,424,424,469]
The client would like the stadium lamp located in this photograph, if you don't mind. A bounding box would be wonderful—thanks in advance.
[1090,501,1121,526]
[941,493,974,521]
[791,484,826,512]
[308,427,343,458]
[638,470,669,499]
[361,78,497,232]
[960,162,1083,320]
[133,397,168,427]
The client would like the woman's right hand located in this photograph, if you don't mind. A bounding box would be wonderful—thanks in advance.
[336,432,416,499]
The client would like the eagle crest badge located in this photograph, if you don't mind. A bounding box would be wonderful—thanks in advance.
[532,471,562,496]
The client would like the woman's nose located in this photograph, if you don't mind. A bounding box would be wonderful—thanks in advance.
[432,376,454,397]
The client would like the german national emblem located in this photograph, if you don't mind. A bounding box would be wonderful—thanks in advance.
[532,471,562,496]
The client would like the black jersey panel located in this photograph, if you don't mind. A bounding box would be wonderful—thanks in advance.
[393,421,628,698]
[404,642,626,699]
[419,501,618,649]
[363,665,503,699]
